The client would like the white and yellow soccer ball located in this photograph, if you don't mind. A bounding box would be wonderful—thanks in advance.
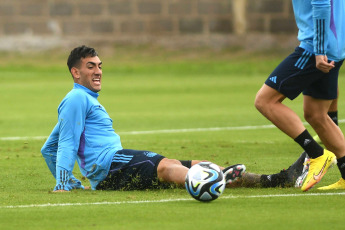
[185,162,226,202]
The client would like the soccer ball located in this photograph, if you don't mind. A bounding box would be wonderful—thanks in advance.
[185,162,226,202]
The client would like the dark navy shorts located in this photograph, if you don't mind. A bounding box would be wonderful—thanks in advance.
[265,47,343,100]
[96,149,169,190]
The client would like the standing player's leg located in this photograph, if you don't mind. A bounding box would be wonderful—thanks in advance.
[302,60,345,191]
[255,85,306,139]
[303,96,345,156]
[328,91,339,125]
[254,48,337,191]
[314,88,339,144]
[304,96,345,190]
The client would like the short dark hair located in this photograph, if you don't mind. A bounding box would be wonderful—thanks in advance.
[67,45,98,73]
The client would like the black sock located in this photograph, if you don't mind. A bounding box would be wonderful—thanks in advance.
[328,111,338,126]
[337,156,345,179]
[260,172,288,188]
[294,130,323,159]
[179,160,192,168]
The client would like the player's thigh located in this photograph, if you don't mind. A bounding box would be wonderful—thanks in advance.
[265,47,324,100]
[97,149,166,190]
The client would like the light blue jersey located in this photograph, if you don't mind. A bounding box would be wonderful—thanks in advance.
[41,83,123,190]
[292,0,345,61]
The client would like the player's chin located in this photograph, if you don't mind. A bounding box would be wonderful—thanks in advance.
[92,85,101,92]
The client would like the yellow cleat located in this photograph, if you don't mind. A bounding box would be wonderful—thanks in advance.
[301,149,337,192]
[318,178,345,190]
[313,135,323,145]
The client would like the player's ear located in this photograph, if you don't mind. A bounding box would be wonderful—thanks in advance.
[71,67,80,79]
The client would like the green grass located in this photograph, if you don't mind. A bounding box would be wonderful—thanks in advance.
[1,46,345,230]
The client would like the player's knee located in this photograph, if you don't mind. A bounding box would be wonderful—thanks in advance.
[254,92,267,113]
[254,97,262,112]
[157,158,181,176]
[304,111,325,125]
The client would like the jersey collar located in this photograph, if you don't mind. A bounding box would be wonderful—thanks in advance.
[73,83,99,98]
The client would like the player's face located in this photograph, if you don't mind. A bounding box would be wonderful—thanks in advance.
[74,56,102,93]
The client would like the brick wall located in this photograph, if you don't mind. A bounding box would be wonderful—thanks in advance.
[0,0,298,50]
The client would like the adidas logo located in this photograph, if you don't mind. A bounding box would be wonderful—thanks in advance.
[267,175,272,181]
[304,139,311,146]
[340,163,345,169]
[269,76,277,83]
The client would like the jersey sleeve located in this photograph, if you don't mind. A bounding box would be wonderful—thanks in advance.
[41,123,59,178]
[311,0,331,55]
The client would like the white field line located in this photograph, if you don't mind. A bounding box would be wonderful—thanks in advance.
[0,124,276,141]
[1,119,345,141]
[3,119,343,141]
[1,192,345,209]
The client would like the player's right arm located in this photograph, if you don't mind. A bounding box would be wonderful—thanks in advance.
[41,123,59,178]
[41,122,85,191]
[311,0,334,73]
[42,90,88,191]
[54,92,88,191]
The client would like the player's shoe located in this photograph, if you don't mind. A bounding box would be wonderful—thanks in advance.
[317,178,345,190]
[295,153,310,188]
[301,150,337,192]
[222,164,246,184]
[275,152,309,188]
[313,134,323,145]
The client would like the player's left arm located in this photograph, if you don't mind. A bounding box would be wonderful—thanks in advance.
[315,55,335,73]
[312,0,334,73]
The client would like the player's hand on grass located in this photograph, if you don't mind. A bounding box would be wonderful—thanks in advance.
[54,169,87,192]
[53,189,70,193]
[53,184,72,192]
[53,186,89,192]
[68,175,85,190]
[315,55,335,73]
[53,175,88,192]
